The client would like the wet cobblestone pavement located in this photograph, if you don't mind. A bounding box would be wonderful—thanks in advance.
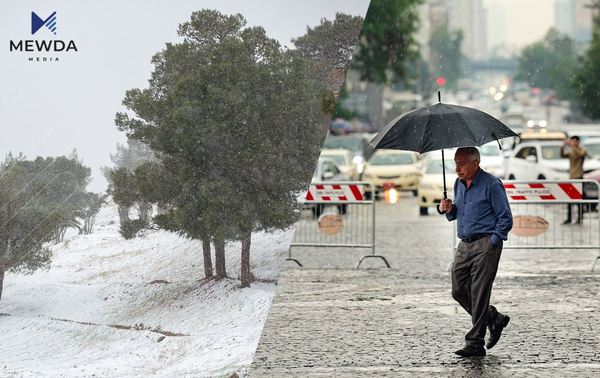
[250,199,600,377]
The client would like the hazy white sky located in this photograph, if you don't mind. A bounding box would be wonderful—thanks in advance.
[0,0,370,192]
[484,0,554,48]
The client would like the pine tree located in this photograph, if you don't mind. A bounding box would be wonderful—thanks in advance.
[115,10,332,286]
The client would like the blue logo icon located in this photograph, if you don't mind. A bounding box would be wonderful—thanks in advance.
[31,11,57,35]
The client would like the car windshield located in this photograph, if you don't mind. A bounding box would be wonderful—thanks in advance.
[322,136,364,153]
[480,144,499,156]
[370,153,414,165]
[587,142,600,157]
[321,155,347,166]
[426,160,454,174]
[541,145,562,160]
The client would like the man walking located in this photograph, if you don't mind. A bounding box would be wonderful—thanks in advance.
[561,136,587,224]
[439,147,513,357]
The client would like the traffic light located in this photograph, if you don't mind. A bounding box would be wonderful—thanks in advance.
[436,76,446,87]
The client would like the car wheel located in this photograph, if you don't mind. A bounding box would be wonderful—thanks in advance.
[412,190,418,196]
[419,207,428,216]
[537,174,546,180]
[508,174,515,180]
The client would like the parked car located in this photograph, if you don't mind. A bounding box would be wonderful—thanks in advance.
[319,149,358,180]
[417,157,458,215]
[504,140,600,180]
[322,134,371,175]
[308,157,348,217]
[362,150,422,198]
[479,142,505,178]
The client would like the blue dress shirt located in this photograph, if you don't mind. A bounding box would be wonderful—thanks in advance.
[446,168,513,246]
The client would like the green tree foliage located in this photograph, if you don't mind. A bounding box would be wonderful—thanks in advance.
[429,26,463,90]
[350,0,423,84]
[514,28,578,100]
[115,10,331,287]
[573,4,600,120]
[0,154,92,300]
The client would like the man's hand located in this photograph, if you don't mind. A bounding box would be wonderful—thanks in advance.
[439,198,453,213]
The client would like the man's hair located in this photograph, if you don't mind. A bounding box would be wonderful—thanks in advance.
[570,135,580,141]
[456,146,480,162]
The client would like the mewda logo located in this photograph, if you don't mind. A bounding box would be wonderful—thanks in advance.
[31,11,57,35]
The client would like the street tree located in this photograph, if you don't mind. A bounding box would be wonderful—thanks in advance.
[115,10,331,287]
[343,0,423,128]
[429,26,463,91]
[573,4,600,120]
[0,154,92,301]
[515,29,578,100]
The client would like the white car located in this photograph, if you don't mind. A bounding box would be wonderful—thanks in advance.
[362,150,422,197]
[417,157,457,215]
[479,142,505,178]
[319,149,359,180]
[504,140,600,180]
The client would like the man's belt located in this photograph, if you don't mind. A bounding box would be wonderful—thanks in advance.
[461,233,491,243]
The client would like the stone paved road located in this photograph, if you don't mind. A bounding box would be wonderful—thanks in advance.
[250,198,600,377]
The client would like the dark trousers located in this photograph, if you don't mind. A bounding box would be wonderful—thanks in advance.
[566,203,583,222]
[451,236,503,347]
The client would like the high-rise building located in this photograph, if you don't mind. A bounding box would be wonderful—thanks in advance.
[486,1,508,58]
[554,0,595,48]
[448,0,487,60]
[555,0,574,36]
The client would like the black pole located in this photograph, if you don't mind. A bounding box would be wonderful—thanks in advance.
[438,90,441,103]
[442,148,447,199]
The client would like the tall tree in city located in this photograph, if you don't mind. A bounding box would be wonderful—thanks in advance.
[514,28,579,101]
[293,12,364,109]
[115,10,330,287]
[573,2,600,120]
[429,26,463,91]
[0,154,93,301]
[345,0,422,128]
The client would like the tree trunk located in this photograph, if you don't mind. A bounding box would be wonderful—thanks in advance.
[202,238,213,279]
[214,237,227,279]
[118,204,130,224]
[0,267,5,302]
[138,202,153,226]
[240,232,252,288]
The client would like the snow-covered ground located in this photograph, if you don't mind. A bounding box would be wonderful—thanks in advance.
[0,201,292,377]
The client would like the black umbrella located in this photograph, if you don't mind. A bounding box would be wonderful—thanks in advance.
[369,92,518,202]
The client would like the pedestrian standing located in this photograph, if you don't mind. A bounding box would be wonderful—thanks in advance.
[439,147,513,357]
[561,136,587,224]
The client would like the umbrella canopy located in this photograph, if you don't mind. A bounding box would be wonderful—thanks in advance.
[368,94,518,208]
[369,102,518,154]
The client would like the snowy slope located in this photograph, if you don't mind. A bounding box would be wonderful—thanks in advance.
[0,201,292,377]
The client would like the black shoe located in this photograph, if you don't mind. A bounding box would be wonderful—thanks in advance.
[454,344,486,357]
[562,220,571,225]
[574,219,582,225]
[486,314,510,349]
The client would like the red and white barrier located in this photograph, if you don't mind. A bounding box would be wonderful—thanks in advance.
[306,183,366,203]
[503,182,583,201]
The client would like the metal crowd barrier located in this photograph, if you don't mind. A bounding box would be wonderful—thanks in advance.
[287,181,390,268]
[452,179,600,271]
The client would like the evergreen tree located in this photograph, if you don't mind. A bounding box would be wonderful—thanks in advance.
[0,154,92,301]
[115,10,332,286]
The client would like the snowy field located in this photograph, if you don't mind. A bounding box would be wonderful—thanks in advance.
[0,201,292,377]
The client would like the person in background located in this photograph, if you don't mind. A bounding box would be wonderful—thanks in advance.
[561,136,587,224]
